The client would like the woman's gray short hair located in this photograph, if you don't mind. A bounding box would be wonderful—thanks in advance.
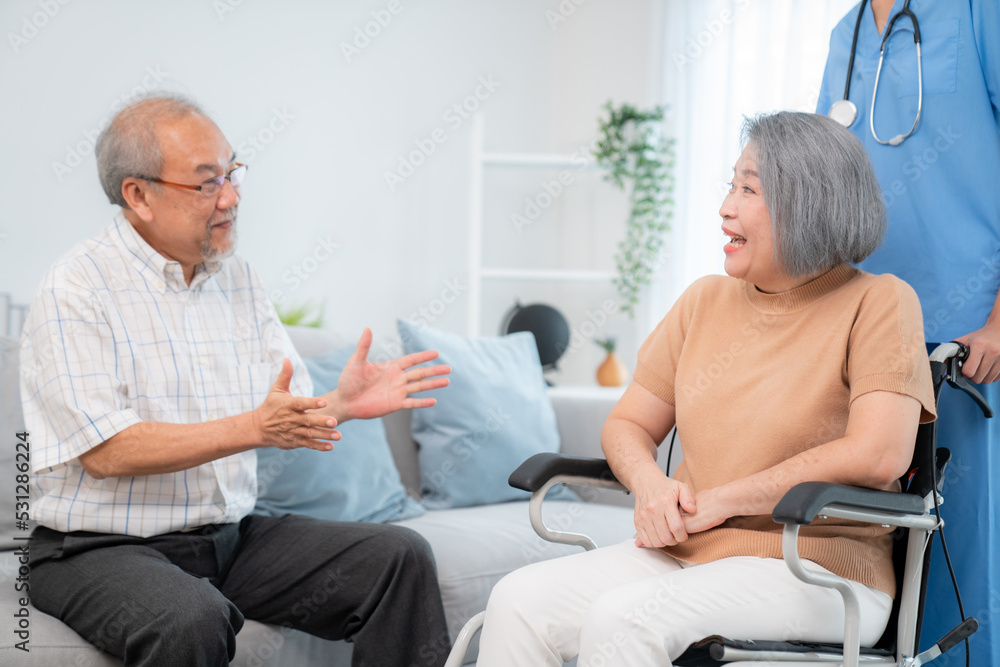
[95,94,204,208]
[741,111,886,277]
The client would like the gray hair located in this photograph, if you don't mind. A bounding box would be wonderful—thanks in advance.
[95,94,205,208]
[741,111,886,277]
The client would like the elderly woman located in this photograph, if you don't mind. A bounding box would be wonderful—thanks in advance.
[475,111,937,666]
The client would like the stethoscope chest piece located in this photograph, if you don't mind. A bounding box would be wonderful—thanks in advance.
[829,99,859,128]
[827,0,922,145]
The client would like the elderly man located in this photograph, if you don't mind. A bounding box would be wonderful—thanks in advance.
[20,95,452,667]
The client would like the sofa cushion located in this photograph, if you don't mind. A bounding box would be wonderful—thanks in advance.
[395,499,636,662]
[398,320,566,509]
[0,336,34,550]
[0,598,352,667]
[381,407,421,497]
[254,345,424,523]
[0,604,122,666]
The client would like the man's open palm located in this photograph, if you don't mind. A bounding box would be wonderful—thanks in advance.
[337,328,451,421]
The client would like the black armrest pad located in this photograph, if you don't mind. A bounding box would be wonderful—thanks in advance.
[772,481,925,526]
[508,453,618,492]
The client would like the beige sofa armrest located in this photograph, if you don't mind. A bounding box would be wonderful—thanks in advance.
[283,325,348,360]
[547,386,624,459]
[547,385,633,507]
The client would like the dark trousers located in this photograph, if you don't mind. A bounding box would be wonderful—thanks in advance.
[29,514,451,667]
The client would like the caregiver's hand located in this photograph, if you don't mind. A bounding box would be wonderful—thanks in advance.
[956,321,1000,384]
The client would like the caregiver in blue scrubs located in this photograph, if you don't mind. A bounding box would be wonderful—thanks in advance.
[817,0,1000,663]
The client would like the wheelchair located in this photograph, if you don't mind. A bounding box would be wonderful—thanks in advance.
[444,343,989,667]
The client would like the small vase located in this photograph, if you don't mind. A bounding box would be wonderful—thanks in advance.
[596,352,628,387]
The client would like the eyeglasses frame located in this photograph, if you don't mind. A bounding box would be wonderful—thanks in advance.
[138,163,247,196]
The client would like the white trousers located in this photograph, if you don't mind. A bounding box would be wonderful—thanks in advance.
[476,540,893,667]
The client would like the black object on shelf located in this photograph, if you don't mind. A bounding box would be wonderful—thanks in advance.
[500,301,570,373]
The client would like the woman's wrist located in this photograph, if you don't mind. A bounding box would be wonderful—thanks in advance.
[625,464,677,502]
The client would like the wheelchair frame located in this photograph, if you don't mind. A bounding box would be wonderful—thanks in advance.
[444,343,986,667]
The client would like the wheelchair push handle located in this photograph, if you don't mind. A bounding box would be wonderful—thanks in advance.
[930,341,993,419]
[928,341,968,364]
[936,617,979,655]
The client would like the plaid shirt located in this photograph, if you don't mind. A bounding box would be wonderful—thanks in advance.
[20,213,312,537]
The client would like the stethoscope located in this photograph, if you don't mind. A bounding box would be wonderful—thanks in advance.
[828,0,923,146]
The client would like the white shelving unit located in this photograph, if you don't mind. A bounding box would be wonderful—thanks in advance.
[1,293,28,338]
[467,114,612,337]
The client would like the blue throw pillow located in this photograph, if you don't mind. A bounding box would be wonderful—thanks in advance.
[398,319,570,509]
[254,344,425,523]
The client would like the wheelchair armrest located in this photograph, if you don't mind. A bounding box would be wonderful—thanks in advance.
[772,481,926,526]
[508,453,619,492]
[509,453,625,552]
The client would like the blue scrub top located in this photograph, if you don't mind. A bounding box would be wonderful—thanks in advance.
[819,4,1000,664]
[817,0,1000,343]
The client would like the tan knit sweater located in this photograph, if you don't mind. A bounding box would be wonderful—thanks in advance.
[633,264,937,597]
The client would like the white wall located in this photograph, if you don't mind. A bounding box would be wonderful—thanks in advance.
[0,0,660,384]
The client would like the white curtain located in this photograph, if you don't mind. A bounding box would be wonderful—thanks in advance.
[655,0,859,316]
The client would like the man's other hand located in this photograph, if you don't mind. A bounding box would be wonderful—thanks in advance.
[253,359,341,451]
[336,328,451,421]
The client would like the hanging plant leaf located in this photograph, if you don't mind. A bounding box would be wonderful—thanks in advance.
[593,101,675,318]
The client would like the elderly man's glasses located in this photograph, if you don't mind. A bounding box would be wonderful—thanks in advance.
[141,163,248,197]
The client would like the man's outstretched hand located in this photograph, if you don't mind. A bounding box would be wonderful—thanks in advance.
[252,359,341,451]
[334,328,451,421]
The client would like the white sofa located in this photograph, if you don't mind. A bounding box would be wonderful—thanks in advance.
[0,327,641,666]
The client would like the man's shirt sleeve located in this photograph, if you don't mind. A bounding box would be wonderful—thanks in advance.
[20,283,141,472]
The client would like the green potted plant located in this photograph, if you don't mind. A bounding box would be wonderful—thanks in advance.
[594,102,675,318]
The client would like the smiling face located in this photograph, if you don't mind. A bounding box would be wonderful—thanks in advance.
[720,145,783,289]
[122,112,240,282]
[720,144,819,294]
